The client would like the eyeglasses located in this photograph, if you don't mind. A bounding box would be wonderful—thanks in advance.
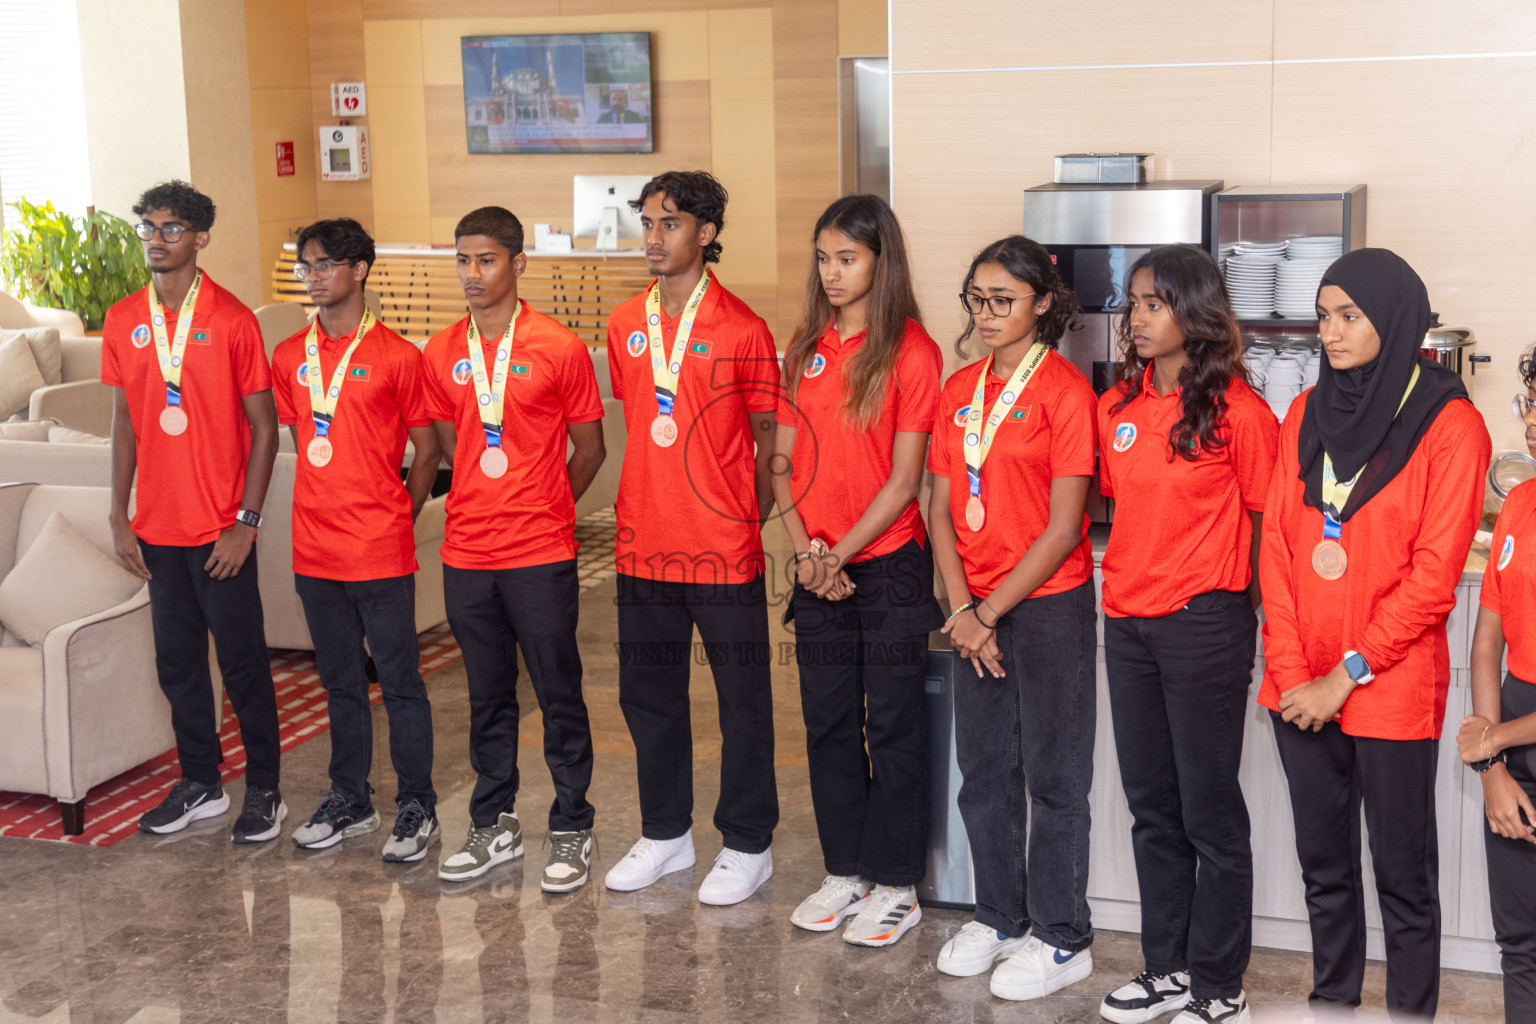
[135,222,187,242]
[1514,395,1536,422]
[292,260,356,282]
[959,291,1039,317]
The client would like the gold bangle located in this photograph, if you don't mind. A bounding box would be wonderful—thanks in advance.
[1481,724,1493,759]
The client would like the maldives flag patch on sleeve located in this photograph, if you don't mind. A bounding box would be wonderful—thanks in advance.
[347,365,370,381]
[190,329,210,345]
[687,340,711,359]
[509,361,532,379]
[1009,407,1030,421]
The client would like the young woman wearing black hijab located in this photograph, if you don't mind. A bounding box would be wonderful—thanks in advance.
[1257,248,1491,1019]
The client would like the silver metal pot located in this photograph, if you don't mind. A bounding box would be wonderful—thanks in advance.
[1488,450,1536,511]
[1422,314,1489,377]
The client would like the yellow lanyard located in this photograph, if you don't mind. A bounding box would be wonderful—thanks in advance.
[1323,363,1421,512]
[645,271,710,418]
[466,303,522,444]
[962,343,1049,499]
[302,307,375,437]
[147,269,203,402]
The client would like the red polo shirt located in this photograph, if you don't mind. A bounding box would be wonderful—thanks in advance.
[1259,394,1490,739]
[1097,367,1279,618]
[775,318,942,562]
[1483,479,1536,681]
[928,351,1097,600]
[271,316,431,581]
[607,276,779,584]
[422,302,604,571]
[100,273,272,547]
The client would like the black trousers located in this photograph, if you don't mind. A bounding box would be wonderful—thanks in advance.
[140,540,281,789]
[1270,713,1440,1020]
[789,538,944,887]
[1104,590,1257,1000]
[615,573,778,853]
[1486,672,1536,1024]
[444,560,594,831]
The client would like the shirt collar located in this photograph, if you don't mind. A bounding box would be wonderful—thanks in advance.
[1139,361,1181,401]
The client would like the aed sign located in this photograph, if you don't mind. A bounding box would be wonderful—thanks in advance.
[319,126,370,182]
[330,82,367,116]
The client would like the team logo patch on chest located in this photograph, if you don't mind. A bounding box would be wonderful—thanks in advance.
[1500,535,1515,571]
[452,359,473,386]
[626,330,646,357]
[296,364,310,387]
[953,405,971,427]
[1112,423,1137,452]
[131,324,152,349]
[804,353,827,378]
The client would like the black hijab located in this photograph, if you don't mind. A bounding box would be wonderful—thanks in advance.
[1297,248,1467,520]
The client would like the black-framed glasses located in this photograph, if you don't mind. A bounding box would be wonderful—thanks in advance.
[135,222,187,242]
[959,290,1039,317]
[293,259,356,282]
[1514,395,1536,422]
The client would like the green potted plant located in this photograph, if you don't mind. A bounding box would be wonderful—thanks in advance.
[1,197,150,332]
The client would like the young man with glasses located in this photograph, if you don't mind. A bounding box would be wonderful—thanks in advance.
[269,218,443,861]
[102,180,285,841]
[423,206,607,891]
[601,171,782,905]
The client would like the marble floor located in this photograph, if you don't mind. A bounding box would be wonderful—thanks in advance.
[0,533,1509,1023]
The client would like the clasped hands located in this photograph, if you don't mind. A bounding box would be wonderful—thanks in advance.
[1458,713,1536,844]
[796,538,855,600]
[1278,661,1356,731]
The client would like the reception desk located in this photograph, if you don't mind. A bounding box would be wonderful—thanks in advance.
[270,244,652,344]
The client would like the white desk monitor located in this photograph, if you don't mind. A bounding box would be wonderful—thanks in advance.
[573,174,649,250]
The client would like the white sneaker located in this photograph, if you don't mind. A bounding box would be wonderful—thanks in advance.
[790,875,872,932]
[602,831,696,891]
[937,920,1030,977]
[841,884,921,947]
[1172,992,1250,1024]
[697,847,772,906]
[1100,969,1191,1023]
[989,935,1093,1001]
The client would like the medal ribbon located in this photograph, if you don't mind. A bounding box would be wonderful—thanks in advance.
[303,307,375,439]
[147,269,204,411]
[466,303,522,451]
[645,271,711,419]
[1320,363,1421,536]
[963,342,1049,499]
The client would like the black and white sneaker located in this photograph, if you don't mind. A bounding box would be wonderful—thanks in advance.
[138,779,230,834]
[232,786,287,844]
[291,790,378,849]
[382,800,439,863]
[1172,992,1250,1024]
[1101,969,1191,1023]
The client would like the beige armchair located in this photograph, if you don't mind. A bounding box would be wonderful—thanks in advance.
[0,483,164,834]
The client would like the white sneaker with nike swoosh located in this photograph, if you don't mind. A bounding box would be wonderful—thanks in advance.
[990,935,1094,1001]
[438,812,523,882]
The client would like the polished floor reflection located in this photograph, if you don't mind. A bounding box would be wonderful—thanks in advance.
[0,533,1507,1023]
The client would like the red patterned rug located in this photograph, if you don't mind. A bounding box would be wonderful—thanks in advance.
[0,624,463,847]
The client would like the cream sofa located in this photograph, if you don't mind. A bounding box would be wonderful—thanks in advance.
[0,291,110,434]
[0,438,448,650]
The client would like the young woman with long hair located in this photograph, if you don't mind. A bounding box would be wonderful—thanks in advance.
[926,235,1099,1001]
[1261,248,1489,1020]
[1096,244,1278,1024]
[773,193,944,948]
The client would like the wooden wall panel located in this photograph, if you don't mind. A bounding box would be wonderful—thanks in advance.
[247,0,317,301]
[837,0,887,56]
[1273,0,1536,60]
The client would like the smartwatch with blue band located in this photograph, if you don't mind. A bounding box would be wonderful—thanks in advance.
[1343,650,1374,685]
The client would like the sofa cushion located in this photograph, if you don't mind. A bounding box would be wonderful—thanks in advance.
[48,425,109,445]
[0,646,45,794]
[0,326,62,387]
[0,333,48,419]
[0,418,56,441]
[0,510,143,647]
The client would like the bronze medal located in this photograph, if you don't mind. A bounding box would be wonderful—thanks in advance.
[1312,538,1347,580]
[159,405,188,436]
[307,436,333,467]
[965,495,985,532]
[479,446,509,479]
[650,414,678,448]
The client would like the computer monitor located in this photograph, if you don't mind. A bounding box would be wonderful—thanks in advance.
[573,174,648,249]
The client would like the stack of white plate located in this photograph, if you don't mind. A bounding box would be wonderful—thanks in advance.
[1274,236,1344,318]
[1225,250,1281,319]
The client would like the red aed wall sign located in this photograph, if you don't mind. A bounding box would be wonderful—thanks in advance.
[276,141,295,177]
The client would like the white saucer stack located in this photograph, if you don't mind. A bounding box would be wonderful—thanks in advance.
[1224,240,1287,319]
[1274,236,1343,318]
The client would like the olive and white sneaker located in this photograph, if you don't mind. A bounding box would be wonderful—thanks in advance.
[1172,993,1250,1024]
[439,812,523,882]
[937,920,1030,977]
[841,883,921,947]
[1101,969,1191,1023]
[381,800,438,863]
[790,875,872,932]
[137,779,229,834]
[990,935,1093,1001]
[542,829,596,893]
[291,790,379,850]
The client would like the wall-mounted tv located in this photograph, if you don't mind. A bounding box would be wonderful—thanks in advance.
[461,33,654,155]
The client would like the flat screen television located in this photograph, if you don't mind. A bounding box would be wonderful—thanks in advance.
[461,33,654,155]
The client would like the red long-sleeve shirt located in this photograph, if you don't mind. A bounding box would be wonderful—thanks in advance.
[1257,392,1490,740]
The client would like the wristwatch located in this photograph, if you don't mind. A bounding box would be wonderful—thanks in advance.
[235,509,262,530]
[1471,752,1505,774]
[1342,650,1374,685]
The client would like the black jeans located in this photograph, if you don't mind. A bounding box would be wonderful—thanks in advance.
[1270,713,1440,1020]
[295,573,435,809]
[444,560,594,831]
[956,579,1096,951]
[790,538,944,887]
[1104,589,1257,1000]
[1486,672,1536,1024]
[140,540,281,789]
[615,573,778,853]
